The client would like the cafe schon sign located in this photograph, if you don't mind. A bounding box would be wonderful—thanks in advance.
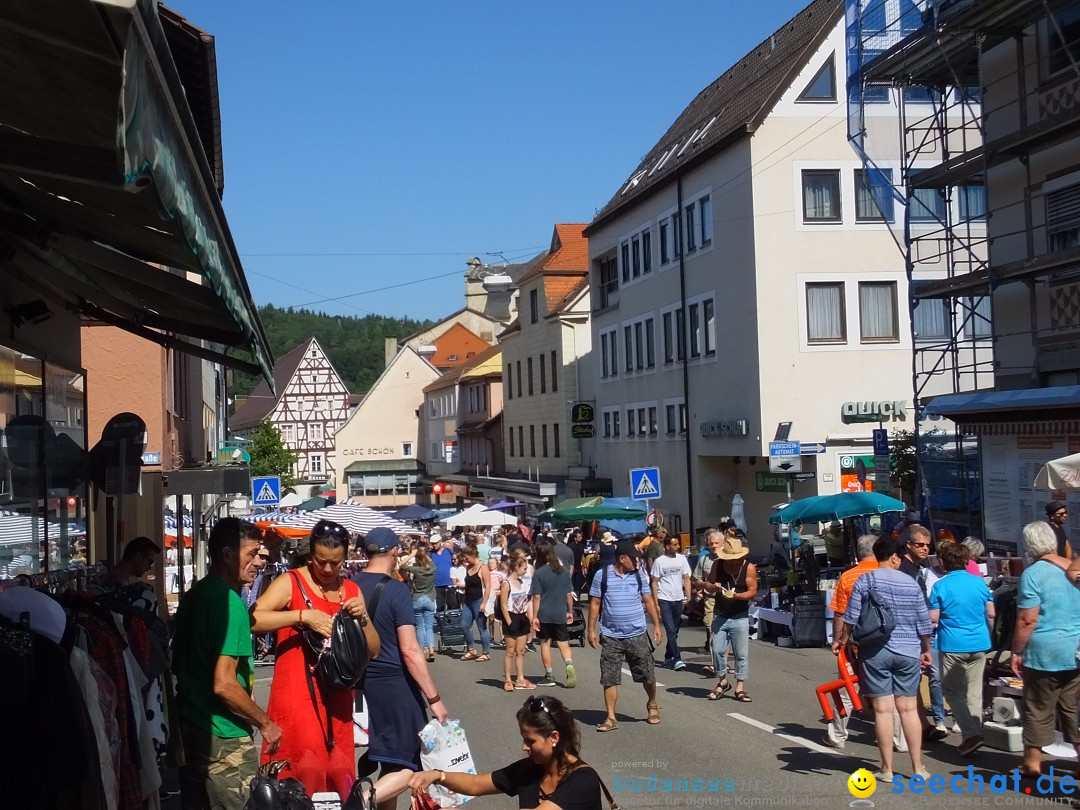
[841,400,908,424]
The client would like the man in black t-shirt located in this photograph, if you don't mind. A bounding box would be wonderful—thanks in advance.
[1045,501,1074,560]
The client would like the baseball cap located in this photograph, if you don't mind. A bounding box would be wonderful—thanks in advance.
[429,533,443,543]
[1045,500,1067,516]
[615,541,642,559]
[365,527,402,554]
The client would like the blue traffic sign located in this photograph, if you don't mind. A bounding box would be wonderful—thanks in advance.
[252,476,281,505]
[629,467,662,501]
[799,443,826,455]
[873,429,890,457]
[769,441,800,456]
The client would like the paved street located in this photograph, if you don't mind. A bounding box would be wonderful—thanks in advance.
[251,618,1069,808]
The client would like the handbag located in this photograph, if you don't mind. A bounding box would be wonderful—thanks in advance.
[851,571,895,647]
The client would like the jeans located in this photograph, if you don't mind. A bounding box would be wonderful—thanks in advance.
[659,599,684,662]
[929,647,945,724]
[711,615,749,682]
[460,598,490,654]
[413,595,436,651]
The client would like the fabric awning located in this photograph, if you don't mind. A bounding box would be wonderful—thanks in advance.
[0,0,272,384]
[926,386,1080,418]
[344,459,424,474]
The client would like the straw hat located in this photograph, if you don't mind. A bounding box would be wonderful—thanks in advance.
[717,537,749,560]
[600,531,617,544]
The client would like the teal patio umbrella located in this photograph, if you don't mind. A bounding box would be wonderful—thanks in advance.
[768,491,906,525]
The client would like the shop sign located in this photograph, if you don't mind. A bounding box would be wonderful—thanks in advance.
[839,454,876,492]
[699,419,749,437]
[571,424,594,438]
[755,472,788,493]
[342,447,395,457]
[93,412,147,496]
[572,403,594,424]
[840,400,908,424]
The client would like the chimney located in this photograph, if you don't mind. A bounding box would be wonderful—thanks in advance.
[385,337,399,369]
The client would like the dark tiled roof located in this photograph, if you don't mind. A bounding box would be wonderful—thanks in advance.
[587,0,843,233]
[230,339,311,429]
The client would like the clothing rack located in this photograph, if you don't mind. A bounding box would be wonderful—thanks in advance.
[0,563,108,593]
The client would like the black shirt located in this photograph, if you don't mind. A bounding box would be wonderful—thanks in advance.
[491,759,602,810]
[1049,520,1071,558]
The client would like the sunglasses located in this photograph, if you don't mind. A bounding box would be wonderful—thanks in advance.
[909,542,930,548]
[524,696,552,715]
[312,520,350,543]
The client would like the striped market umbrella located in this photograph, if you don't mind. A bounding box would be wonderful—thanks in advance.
[275,502,411,537]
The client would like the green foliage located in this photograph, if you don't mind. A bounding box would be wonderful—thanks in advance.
[249,420,298,489]
[890,428,918,504]
[233,305,433,397]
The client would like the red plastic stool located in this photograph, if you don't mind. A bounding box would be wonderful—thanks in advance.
[815,645,862,721]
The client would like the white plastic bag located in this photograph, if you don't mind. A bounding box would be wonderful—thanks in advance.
[418,719,475,807]
[353,693,369,746]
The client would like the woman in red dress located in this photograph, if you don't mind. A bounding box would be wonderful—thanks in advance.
[252,520,379,797]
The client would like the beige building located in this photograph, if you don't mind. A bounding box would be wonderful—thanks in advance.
[581,0,961,537]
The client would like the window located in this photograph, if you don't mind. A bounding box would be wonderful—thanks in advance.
[606,329,619,377]
[700,195,713,245]
[280,423,295,447]
[627,409,637,436]
[858,51,890,102]
[913,299,949,341]
[704,299,716,354]
[621,242,630,283]
[645,318,656,367]
[962,296,992,339]
[660,219,670,264]
[855,168,894,222]
[797,54,836,101]
[603,411,612,438]
[1048,182,1080,250]
[632,236,641,278]
[551,350,558,391]
[624,325,633,372]
[663,312,674,363]
[542,424,549,457]
[862,1,886,33]
[310,453,324,474]
[530,289,539,323]
[859,281,899,342]
[598,256,618,309]
[634,322,644,370]
[908,173,946,223]
[613,410,620,437]
[689,303,701,358]
[648,407,658,435]
[516,361,522,398]
[803,170,842,222]
[508,428,515,456]
[665,404,677,434]
[529,425,536,457]
[518,426,524,456]
[673,212,683,257]
[902,85,942,104]
[957,184,986,222]
[899,0,922,32]
[430,442,440,461]
[1048,3,1080,75]
[685,204,697,252]
[806,282,846,343]
[539,353,546,393]
[601,331,611,378]
[642,229,652,273]
[553,424,560,457]
[527,357,534,395]
[678,403,688,434]
[506,364,513,399]
[675,307,687,360]
[402,442,413,457]
[637,407,647,436]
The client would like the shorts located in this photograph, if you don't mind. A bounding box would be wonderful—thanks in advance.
[1021,667,1080,748]
[599,633,655,688]
[502,613,530,638]
[859,645,921,698]
[178,719,256,810]
[537,621,569,643]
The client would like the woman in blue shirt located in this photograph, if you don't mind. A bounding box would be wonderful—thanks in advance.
[928,542,994,757]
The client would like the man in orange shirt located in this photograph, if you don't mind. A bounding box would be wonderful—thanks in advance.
[824,534,879,750]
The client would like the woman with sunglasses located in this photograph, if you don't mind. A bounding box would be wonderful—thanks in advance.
[252,519,380,797]
[408,695,603,810]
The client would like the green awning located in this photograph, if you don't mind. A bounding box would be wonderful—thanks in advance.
[344,459,425,474]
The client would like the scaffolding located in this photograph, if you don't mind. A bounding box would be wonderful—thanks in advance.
[846,0,1080,537]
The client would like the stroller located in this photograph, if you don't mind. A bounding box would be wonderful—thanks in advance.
[567,606,586,647]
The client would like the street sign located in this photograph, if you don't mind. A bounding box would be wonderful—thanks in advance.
[872,429,890,457]
[252,476,281,506]
[629,467,662,501]
[769,440,802,473]
[790,471,817,481]
[572,403,594,424]
[571,424,595,439]
[799,443,827,455]
[755,472,788,493]
[873,455,891,482]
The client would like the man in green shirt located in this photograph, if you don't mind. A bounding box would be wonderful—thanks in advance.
[174,518,282,810]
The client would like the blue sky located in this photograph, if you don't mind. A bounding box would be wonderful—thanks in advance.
[175,1,810,321]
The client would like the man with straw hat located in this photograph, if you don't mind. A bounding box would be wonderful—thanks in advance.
[702,532,758,704]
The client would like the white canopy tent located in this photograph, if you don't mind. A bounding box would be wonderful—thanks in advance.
[440,503,518,528]
[1034,452,1080,491]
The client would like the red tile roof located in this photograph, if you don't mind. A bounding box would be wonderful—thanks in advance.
[427,322,491,370]
[541,224,590,271]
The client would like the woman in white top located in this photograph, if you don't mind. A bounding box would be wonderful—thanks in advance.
[500,552,534,691]
[450,553,467,609]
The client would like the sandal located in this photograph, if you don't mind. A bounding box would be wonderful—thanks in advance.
[461,650,478,661]
[703,664,716,675]
[646,701,661,724]
[707,679,731,700]
[475,654,491,662]
[503,681,515,692]
[733,690,753,703]
[596,718,619,732]
[514,680,537,690]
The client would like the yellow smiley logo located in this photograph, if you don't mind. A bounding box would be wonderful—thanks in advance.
[847,768,876,799]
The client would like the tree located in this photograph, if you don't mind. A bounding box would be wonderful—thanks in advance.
[248,420,298,489]
[890,428,918,505]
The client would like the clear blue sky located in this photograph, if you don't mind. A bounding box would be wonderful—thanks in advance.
[174,1,810,321]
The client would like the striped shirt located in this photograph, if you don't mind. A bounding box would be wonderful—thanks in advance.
[589,564,651,639]
[844,567,932,659]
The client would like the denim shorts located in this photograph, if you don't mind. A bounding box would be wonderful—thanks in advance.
[859,645,921,698]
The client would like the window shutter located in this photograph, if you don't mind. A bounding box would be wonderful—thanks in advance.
[1047,183,1080,236]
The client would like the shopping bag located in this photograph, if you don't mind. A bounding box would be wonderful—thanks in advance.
[418,719,475,807]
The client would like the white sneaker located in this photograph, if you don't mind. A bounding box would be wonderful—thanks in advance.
[673,660,686,671]
[950,721,962,735]
[875,771,893,783]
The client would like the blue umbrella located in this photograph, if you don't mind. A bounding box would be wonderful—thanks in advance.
[484,500,525,511]
[392,504,438,522]
[768,491,906,525]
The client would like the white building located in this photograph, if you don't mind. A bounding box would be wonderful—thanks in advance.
[581,0,961,537]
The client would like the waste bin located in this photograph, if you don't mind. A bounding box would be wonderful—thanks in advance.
[791,593,826,647]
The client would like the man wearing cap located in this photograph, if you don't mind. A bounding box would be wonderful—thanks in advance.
[702,534,758,703]
[587,541,663,731]
[1045,501,1073,560]
[692,530,723,662]
[353,527,448,810]
[430,534,455,612]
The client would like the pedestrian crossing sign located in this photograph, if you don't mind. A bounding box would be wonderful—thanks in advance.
[252,476,281,505]
[629,467,662,501]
